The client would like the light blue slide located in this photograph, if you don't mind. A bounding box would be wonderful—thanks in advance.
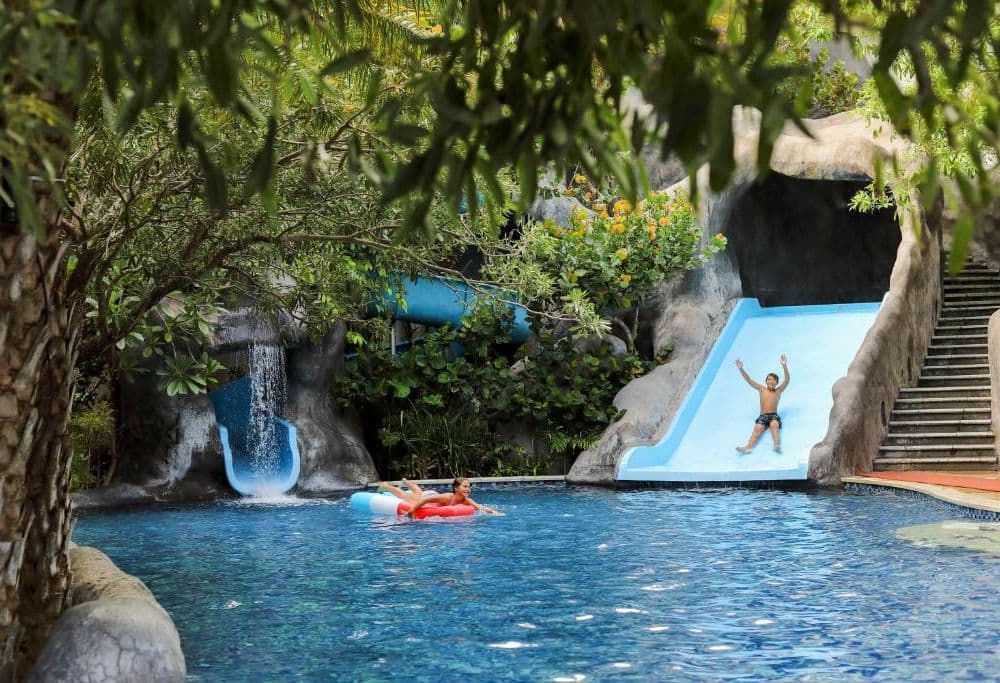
[374,276,531,343]
[209,377,300,495]
[617,299,881,483]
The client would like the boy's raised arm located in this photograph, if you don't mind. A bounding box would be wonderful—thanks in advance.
[778,354,791,390]
[734,359,763,390]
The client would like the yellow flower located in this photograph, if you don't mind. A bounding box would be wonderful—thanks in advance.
[554,227,565,237]
[598,210,609,219]
[431,24,443,34]
[658,216,670,226]
[592,202,607,213]
[612,222,625,234]
[615,247,629,261]
[563,188,575,196]
[620,274,632,284]
[574,173,587,184]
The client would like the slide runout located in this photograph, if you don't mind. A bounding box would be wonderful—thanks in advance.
[617,299,881,483]
[210,377,301,496]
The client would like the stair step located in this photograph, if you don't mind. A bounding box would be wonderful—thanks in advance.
[930,334,987,342]
[936,324,989,332]
[927,343,988,352]
[939,304,1000,313]
[891,406,990,414]
[879,444,995,452]
[943,292,1000,300]
[924,354,988,364]
[937,315,993,324]
[917,374,990,384]
[952,263,997,271]
[889,418,992,425]
[883,433,994,446]
[899,386,989,393]
[895,397,990,410]
[944,275,1000,287]
[873,456,998,472]
[921,364,989,375]
[889,419,991,428]
[944,282,1000,289]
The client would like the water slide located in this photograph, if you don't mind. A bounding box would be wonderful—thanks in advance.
[374,276,531,344]
[209,276,528,496]
[209,376,300,495]
[617,299,881,483]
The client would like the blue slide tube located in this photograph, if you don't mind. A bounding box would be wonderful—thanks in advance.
[209,377,301,495]
[372,276,531,344]
[617,299,881,483]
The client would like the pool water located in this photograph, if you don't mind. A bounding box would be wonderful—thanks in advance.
[74,485,1000,681]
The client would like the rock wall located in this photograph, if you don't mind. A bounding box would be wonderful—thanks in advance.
[568,110,940,486]
[26,546,185,682]
[988,311,1000,460]
[116,375,226,491]
[113,321,376,501]
[286,323,378,491]
[807,197,940,483]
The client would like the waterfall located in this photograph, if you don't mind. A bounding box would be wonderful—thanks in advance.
[247,337,286,479]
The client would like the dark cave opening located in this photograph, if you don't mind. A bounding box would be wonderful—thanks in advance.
[727,173,900,306]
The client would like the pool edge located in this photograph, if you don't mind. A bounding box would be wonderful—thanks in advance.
[843,475,1000,518]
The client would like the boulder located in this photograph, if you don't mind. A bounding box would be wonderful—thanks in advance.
[27,547,185,682]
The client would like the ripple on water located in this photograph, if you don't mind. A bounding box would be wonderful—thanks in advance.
[72,486,1000,682]
[895,520,1000,553]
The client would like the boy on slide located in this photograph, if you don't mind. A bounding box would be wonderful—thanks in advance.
[734,355,790,453]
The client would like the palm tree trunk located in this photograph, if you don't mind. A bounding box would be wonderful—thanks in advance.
[0,228,77,677]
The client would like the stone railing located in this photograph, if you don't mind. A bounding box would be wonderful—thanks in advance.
[807,204,941,484]
[26,545,185,682]
[988,310,1000,459]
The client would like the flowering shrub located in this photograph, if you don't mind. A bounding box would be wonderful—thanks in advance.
[525,181,727,311]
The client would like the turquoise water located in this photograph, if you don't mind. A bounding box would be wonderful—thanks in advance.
[74,485,1000,681]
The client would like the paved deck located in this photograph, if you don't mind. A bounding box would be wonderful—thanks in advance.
[844,470,1000,514]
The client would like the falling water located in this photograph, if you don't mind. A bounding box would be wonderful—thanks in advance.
[247,337,286,479]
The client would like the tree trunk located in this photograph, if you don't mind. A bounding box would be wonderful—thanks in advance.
[0,229,77,679]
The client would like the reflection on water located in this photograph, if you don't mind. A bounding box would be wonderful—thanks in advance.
[896,520,1000,553]
[74,486,1000,681]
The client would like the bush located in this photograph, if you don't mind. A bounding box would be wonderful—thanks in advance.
[67,402,114,491]
[335,314,656,479]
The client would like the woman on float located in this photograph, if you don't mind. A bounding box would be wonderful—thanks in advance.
[378,477,500,516]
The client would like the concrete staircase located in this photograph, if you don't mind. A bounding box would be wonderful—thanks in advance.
[874,259,999,472]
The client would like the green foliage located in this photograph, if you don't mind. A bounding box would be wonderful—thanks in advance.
[808,51,862,117]
[335,312,654,478]
[520,187,725,314]
[67,402,114,491]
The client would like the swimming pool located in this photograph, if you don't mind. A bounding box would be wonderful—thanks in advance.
[73,485,1000,681]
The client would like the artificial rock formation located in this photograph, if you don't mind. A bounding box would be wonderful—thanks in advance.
[568,110,941,486]
[26,546,185,682]
[286,323,378,491]
[110,319,376,501]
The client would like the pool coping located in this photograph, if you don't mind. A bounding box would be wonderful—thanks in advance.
[842,475,1000,515]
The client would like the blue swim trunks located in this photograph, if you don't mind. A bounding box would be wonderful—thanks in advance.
[755,412,781,428]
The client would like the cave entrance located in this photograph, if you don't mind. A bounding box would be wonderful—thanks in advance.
[727,173,900,306]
